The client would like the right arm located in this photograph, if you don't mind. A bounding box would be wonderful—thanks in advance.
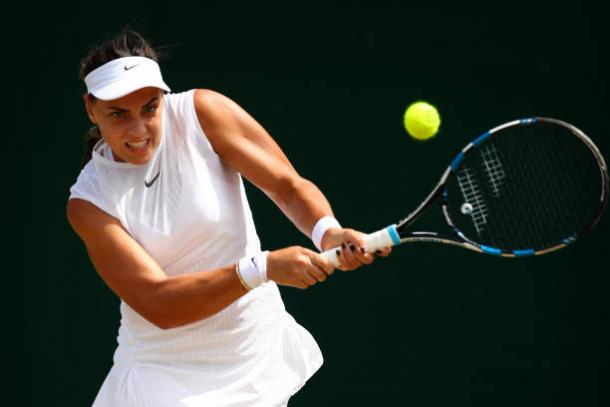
[67,198,333,330]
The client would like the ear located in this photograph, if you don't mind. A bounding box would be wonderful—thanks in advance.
[83,93,97,124]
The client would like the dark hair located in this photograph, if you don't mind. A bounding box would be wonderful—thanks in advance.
[79,29,161,166]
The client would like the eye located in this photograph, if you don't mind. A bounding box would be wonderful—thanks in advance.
[144,105,158,113]
[110,111,124,118]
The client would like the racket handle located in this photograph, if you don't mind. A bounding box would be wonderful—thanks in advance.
[320,225,400,267]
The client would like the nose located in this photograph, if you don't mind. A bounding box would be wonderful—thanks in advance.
[126,117,147,138]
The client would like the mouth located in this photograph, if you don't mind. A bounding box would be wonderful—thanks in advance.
[125,138,151,152]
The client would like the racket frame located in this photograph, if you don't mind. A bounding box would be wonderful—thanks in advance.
[391,117,609,257]
[321,117,608,266]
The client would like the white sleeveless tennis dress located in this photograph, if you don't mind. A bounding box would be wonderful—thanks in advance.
[69,90,323,407]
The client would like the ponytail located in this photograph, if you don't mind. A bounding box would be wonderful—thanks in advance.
[81,125,102,167]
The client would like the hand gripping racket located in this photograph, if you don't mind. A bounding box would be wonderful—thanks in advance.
[323,117,608,264]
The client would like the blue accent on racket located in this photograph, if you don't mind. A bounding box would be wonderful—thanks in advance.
[480,245,502,256]
[387,225,401,245]
[472,131,492,146]
[513,249,535,257]
[450,152,465,171]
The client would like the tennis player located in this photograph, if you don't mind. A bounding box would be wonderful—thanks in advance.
[66,29,390,406]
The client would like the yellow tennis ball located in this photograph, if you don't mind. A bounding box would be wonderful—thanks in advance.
[403,101,441,141]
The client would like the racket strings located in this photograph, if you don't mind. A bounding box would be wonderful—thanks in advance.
[485,132,552,248]
[523,126,596,245]
[512,127,566,246]
[511,126,597,247]
[544,126,598,234]
[449,122,603,251]
[500,130,538,248]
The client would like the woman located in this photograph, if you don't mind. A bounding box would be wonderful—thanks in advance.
[67,29,390,406]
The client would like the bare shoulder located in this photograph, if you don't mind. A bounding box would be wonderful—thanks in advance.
[190,89,294,187]
[192,89,252,157]
[193,89,241,125]
[193,88,226,106]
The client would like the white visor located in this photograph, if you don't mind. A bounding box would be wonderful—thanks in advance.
[84,56,171,101]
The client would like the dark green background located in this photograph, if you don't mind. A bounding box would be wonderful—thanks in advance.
[10,0,610,405]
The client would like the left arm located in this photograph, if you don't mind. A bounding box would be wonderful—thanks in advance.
[193,89,387,268]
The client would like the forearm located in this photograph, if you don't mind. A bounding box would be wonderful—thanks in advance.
[270,177,334,239]
[150,264,246,329]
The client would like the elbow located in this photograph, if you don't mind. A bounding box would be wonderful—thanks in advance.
[144,306,171,329]
[133,289,181,330]
[149,309,214,331]
[145,308,181,330]
[274,175,310,207]
[135,304,172,330]
[142,296,188,330]
[153,318,178,331]
[140,284,215,330]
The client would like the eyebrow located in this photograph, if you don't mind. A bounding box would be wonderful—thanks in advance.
[108,96,159,111]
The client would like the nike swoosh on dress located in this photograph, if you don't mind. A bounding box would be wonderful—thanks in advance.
[144,171,160,187]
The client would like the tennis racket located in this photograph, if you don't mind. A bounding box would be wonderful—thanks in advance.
[323,117,608,264]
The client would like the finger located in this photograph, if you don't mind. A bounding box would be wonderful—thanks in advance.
[352,244,374,265]
[342,231,374,265]
[336,246,356,271]
[339,242,361,269]
[294,281,309,289]
[375,247,392,257]
[307,265,328,282]
[359,252,375,265]
[299,270,318,286]
[310,252,335,275]
[341,229,367,253]
[346,242,374,266]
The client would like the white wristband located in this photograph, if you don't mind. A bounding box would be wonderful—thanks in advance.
[311,216,342,251]
[236,251,269,290]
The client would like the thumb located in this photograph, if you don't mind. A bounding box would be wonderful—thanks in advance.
[310,251,335,274]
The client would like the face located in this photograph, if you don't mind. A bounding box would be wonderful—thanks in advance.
[84,87,164,165]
